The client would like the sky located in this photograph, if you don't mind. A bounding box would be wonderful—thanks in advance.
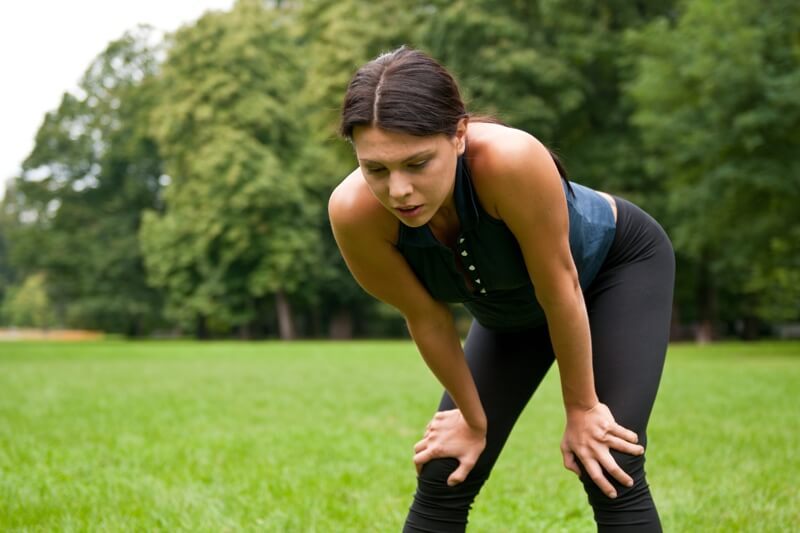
[0,0,236,200]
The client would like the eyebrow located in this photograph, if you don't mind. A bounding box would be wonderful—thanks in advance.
[359,150,435,166]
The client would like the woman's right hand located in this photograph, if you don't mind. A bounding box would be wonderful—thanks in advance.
[413,408,487,486]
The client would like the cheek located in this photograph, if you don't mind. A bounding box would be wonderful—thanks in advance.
[364,178,391,203]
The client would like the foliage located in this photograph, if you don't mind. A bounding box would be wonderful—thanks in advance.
[0,272,55,328]
[1,26,166,335]
[627,0,800,322]
[140,0,320,337]
[419,0,678,196]
[1,0,797,337]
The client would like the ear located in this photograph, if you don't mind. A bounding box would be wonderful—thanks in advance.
[454,117,468,155]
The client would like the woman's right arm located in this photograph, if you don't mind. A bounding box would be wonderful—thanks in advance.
[328,181,487,433]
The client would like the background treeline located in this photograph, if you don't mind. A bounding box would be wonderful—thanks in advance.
[1,0,798,341]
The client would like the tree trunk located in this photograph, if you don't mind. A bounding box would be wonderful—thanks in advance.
[238,321,254,340]
[275,290,296,340]
[695,259,716,344]
[669,301,682,341]
[195,314,209,340]
[328,308,354,339]
[740,316,761,340]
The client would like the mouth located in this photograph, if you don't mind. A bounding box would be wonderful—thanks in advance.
[395,205,423,217]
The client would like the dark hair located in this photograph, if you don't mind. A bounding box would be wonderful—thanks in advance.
[339,46,467,139]
[339,46,571,182]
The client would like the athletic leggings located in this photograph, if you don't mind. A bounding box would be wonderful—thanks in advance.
[403,197,675,532]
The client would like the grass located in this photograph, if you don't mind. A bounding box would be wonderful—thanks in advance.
[0,340,798,532]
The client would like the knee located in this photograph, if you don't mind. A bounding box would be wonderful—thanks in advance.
[579,449,649,506]
[577,449,662,531]
[404,458,487,533]
[415,457,489,503]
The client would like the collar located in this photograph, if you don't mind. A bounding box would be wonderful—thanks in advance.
[454,153,480,233]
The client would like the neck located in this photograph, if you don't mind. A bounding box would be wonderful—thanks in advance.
[428,193,460,247]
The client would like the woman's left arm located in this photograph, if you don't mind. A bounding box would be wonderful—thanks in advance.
[484,130,644,499]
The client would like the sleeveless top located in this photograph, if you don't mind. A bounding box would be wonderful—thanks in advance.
[395,153,616,332]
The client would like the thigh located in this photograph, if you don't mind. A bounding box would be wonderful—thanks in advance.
[420,322,554,488]
[584,199,675,439]
[404,322,556,532]
[429,320,555,478]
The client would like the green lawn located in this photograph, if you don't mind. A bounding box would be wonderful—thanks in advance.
[0,340,798,532]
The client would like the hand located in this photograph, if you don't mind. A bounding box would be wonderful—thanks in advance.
[413,409,487,486]
[560,402,644,499]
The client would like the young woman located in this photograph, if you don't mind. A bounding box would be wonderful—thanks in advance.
[328,46,674,532]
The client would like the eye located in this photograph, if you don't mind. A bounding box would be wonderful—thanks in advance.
[407,160,428,170]
[365,166,387,175]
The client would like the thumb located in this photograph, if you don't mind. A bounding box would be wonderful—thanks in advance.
[447,462,472,487]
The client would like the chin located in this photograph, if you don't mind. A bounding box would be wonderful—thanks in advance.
[399,220,426,228]
[395,211,432,228]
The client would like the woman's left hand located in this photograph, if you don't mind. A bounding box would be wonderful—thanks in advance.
[413,408,487,486]
[560,402,644,499]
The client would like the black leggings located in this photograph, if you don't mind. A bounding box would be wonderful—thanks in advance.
[403,197,675,532]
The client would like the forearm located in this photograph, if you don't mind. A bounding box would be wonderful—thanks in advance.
[406,307,487,431]
[542,286,599,412]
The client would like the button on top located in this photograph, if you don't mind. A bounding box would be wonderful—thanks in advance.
[456,236,485,295]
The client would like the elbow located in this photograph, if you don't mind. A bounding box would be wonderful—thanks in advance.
[534,274,582,313]
[405,301,452,335]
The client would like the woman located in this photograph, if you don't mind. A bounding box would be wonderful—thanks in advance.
[328,46,674,532]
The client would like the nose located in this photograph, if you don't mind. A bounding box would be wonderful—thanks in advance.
[388,172,413,201]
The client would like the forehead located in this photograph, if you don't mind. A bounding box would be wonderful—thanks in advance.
[353,126,442,163]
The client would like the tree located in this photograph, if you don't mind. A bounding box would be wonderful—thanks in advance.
[1,272,56,328]
[293,0,436,337]
[140,0,320,339]
[2,26,166,335]
[627,0,800,337]
[418,0,678,195]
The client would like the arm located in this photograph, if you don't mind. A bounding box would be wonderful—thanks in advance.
[329,180,486,484]
[328,179,486,432]
[480,131,643,497]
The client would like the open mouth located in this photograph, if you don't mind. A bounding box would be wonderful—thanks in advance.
[396,205,423,217]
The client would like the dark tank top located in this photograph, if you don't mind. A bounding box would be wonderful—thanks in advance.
[395,153,616,331]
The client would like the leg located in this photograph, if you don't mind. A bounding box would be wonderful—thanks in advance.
[580,197,676,532]
[403,321,555,533]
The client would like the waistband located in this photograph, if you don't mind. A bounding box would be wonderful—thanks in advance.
[600,196,672,272]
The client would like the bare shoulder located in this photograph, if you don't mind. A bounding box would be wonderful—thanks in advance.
[465,122,561,219]
[328,167,445,320]
[328,167,398,245]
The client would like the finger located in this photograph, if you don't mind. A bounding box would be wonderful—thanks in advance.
[583,459,617,498]
[606,435,644,456]
[598,450,634,488]
[413,448,434,469]
[447,460,474,486]
[611,424,639,444]
[413,439,427,453]
[562,450,581,477]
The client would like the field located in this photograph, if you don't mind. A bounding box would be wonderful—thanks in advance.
[1,340,798,532]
